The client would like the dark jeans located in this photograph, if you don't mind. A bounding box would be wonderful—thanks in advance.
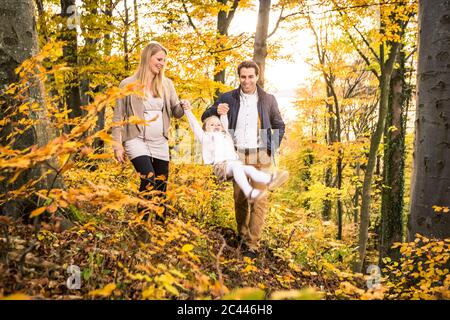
[131,155,169,221]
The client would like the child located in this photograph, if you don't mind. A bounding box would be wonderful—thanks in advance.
[182,104,288,202]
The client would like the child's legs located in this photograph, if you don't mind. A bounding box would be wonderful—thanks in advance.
[242,165,271,185]
[226,161,252,197]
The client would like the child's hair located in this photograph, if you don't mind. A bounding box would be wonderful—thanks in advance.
[202,115,225,132]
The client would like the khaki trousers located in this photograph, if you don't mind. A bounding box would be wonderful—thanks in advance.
[233,148,271,251]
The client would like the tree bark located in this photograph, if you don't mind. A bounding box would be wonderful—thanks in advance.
[133,0,140,46]
[322,86,335,221]
[408,0,450,240]
[380,50,408,262]
[253,0,271,88]
[92,0,115,153]
[123,0,130,71]
[60,0,82,120]
[214,0,239,94]
[35,0,50,43]
[80,0,100,108]
[0,0,65,218]
[356,39,401,272]
[353,163,361,224]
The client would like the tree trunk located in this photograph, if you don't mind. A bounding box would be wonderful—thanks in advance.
[214,0,239,95]
[36,0,60,101]
[322,86,335,221]
[408,0,450,240]
[253,0,271,88]
[60,0,82,120]
[0,0,65,218]
[93,0,114,153]
[322,166,333,221]
[133,0,140,47]
[124,0,130,71]
[80,1,100,108]
[214,3,228,86]
[353,163,361,224]
[336,151,343,240]
[35,0,49,43]
[333,77,344,240]
[356,40,401,272]
[380,50,407,262]
[104,0,114,57]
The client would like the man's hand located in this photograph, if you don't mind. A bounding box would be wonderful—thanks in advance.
[114,149,126,163]
[217,103,229,115]
[180,99,192,111]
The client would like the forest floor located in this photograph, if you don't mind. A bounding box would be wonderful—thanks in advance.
[0,160,405,300]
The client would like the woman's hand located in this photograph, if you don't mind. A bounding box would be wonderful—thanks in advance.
[180,99,192,111]
[114,149,126,163]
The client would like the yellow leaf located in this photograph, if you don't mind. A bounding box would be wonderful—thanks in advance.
[88,283,116,297]
[181,244,194,252]
[242,264,258,274]
[164,283,179,296]
[222,287,265,300]
[88,153,112,160]
[270,288,324,300]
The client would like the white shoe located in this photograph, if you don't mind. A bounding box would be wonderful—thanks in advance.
[268,170,289,191]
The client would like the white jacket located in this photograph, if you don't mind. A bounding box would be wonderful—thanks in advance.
[185,110,239,165]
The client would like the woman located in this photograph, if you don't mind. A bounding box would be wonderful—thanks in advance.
[112,42,188,222]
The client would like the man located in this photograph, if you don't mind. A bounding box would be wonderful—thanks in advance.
[201,60,286,259]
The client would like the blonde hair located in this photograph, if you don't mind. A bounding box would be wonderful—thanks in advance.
[134,42,167,98]
[202,116,225,132]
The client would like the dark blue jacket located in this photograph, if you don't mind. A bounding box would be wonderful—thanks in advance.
[201,85,285,156]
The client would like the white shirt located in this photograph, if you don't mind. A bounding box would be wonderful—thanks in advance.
[235,89,259,149]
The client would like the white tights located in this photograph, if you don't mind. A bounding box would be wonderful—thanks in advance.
[225,161,271,199]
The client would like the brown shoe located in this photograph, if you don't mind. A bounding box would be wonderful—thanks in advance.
[268,170,289,191]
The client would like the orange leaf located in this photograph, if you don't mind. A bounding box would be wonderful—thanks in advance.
[1,293,31,300]
[30,206,48,218]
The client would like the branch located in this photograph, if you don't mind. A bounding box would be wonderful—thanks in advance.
[353,24,380,63]
[267,5,285,39]
[332,1,380,79]
[310,1,404,15]
[343,27,379,80]
[223,0,240,32]
[344,68,367,99]
[182,0,198,32]
[268,10,305,38]
[209,33,253,54]
[405,46,416,62]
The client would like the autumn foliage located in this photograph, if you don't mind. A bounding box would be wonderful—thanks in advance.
[1,0,449,301]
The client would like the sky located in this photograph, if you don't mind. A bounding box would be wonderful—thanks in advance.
[71,0,314,122]
[229,2,315,122]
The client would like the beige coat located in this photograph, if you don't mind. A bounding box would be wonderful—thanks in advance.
[111,75,184,151]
